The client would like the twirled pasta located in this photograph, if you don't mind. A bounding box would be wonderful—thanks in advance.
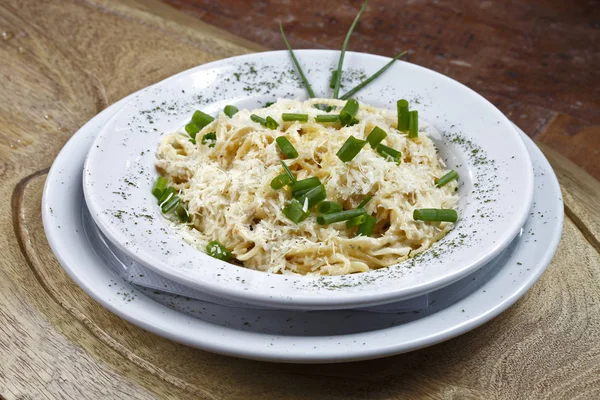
[155,98,458,275]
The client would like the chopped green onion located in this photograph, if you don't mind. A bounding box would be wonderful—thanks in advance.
[152,176,168,199]
[283,198,309,223]
[409,110,419,138]
[192,110,214,129]
[265,101,275,107]
[270,173,292,190]
[158,187,176,205]
[436,170,459,188]
[339,51,407,100]
[161,195,180,213]
[185,123,199,136]
[397,99,409,132]
[413,208,458,222]
[251,114,278,129]
[282,113,309,122]
[339,99,359,126]
[337,135,366,162]
[317,208,366,225]
[318,201,343,214]
[175,202,190,223]
[224,105,238,118]
[276,136,298,159]
[346,214,367,228]
[280,161,297,185]
[315,114,340,123]
[332,0,369,99]
[376,143,401,164]
[366,126,387,148]
[279,23,315,98]
[251,114,266,125]
[357,214,377,236]
[206,240,232,261]
[347,117,360,126]
[201,132,216,147]
[298,184,327,209]
[266,116,279,130]
[329,70,339,89]
[357,195,372,209]
[291,177,321,196]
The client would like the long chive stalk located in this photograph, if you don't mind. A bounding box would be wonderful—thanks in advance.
[340,51,407,100]
[280,22,315,98]
[332,0,369,99]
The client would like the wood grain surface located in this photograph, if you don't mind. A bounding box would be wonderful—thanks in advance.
[164,0,600,181]
[1,0,599,399]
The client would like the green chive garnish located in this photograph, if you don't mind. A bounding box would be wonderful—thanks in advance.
[201,132,216,147]
[332,0,369,99]
[346,214,367,228]
[339,51,407,100]
[436,170,459,188]
[339,99,359,126]
[298,184,327,209]
[283,198,309,223]
[185,123,200,136]
[224,105,238,118]
[357,195,372,208]
[270,173,292,190]
[357,214,377,236]
[376,143,401,164]
[192,110,214,129]
[366,126,387,148]
[409,110,419,138]
[317,208,366,225]
[251,114,266,125]
[161,195,180,213]
[280,22,315,98]
[318,201,343,214]
[175,202,190,223]
[337,135,366,162]
[397,99,409,132]
[152,176,168,200]
[329,70,339,89]
[280,161,297,185]
[276,136,298,159]
[265,101,275,107]
[206,240,232,261]
[281,113,309,122]
[413,209,458,222]
[251,114,278,129]
[266,116,279,130]
[291,177,321,197]
[158,187,176,205]
[315,114,340,123]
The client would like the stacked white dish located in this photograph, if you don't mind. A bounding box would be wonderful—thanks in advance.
[42,51,563,363]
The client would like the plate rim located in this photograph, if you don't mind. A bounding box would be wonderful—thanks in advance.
[42,95,562,363]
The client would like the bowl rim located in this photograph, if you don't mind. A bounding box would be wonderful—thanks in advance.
[82,49,535,310]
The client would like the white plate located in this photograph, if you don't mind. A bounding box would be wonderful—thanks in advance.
[83,50,534,310]
[43,96,562,363]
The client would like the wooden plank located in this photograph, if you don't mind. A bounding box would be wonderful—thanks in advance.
[164,0,600,131]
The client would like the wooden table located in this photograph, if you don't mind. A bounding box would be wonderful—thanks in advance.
[1,0,599,398]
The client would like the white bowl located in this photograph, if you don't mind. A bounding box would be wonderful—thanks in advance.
[83,50,534,310]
